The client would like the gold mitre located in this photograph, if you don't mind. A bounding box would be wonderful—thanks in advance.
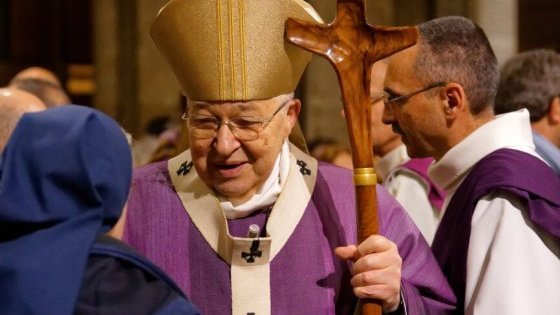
[151,0,323,101]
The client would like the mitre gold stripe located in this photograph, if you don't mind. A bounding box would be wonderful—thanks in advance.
[217,1,225,99]
[228,0,236,99]
[239,0,247,99]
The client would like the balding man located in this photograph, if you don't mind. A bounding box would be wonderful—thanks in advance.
[0,88,46,150]
[9,67,71,108]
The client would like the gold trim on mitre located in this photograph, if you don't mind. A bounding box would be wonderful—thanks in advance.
[151,0,323,101]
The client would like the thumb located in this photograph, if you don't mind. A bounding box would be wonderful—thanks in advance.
[334,244,357,261]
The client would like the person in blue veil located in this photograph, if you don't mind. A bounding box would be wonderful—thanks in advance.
[0,105,199,315]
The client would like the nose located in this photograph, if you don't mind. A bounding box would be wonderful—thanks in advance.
[214,123,241,156]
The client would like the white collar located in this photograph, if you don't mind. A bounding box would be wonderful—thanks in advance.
[376,144,410,181]
[429,109,536,193]
[220,140,290,219]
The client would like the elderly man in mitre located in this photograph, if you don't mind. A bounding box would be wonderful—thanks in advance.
[119,0,455,314]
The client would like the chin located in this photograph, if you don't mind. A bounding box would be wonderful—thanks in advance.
[214,182,254,201]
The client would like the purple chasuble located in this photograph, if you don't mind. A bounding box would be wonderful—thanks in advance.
[124,160,456,314]
[431,148,560,313]
[401,158,446,212]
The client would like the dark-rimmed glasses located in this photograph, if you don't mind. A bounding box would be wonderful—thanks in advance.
[383,82,447,108]
[182,99,290,141]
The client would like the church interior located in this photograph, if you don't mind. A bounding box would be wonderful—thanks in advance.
[0,0,558,145]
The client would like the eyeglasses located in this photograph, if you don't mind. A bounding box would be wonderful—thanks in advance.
[370,93,384,105]
[383,82,447,108]
[182,99,290,141]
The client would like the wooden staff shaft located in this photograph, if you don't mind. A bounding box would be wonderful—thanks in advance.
[339,59,382,315]
[338,66,380,242]
[285,1,417,314]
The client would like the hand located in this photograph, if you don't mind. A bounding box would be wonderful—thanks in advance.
[335,235,402,312]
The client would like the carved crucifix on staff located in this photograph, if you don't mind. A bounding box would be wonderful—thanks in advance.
[285,1,417,314]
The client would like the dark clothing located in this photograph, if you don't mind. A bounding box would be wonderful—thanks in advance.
[0,106,199,315]
[76,235,199,315]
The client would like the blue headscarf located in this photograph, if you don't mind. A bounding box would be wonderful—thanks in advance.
[0,105,132,315]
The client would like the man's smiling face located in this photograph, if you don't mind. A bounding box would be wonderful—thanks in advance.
[187,95,298,204]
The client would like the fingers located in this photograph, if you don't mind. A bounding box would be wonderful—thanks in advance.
[354,283,401,312]
[350,269,401,302]
[335,235,402,268]
[352,283,399,302]
[350,253,401,304]
[350,266,400,288]
[335,235,403,312]
[353,236,401,274]
[355,235,395,259]
[334,244,357,261]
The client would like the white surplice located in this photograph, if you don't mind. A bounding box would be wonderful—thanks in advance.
[377,144,439,244]
[430,109,560,315]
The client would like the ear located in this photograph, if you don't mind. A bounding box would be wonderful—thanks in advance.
[441,83,467,119]
[547,97,560,125]
[286,98,301,129]
[281,98,301,138]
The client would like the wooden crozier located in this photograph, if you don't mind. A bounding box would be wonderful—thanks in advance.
[285,1,417,314]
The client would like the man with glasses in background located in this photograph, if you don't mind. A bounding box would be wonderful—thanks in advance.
[383,16,560,314]
[117,0,456,314]
[368,60,444,245]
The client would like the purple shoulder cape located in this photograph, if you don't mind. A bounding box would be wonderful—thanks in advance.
[431,148,560,312]
[401,158,446,211]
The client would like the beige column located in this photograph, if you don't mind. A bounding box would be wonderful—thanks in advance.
[435,0,468,16]
[300,0,345,146]
[93,0,181,137]
[137,0,182,136]
[93,0,119,118]
[392,0,430,26]
[93,0,140,134]
[469,0,518,64]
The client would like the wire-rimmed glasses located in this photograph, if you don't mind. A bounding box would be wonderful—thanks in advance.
[383,82,447,108]
[182,99,290,141]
